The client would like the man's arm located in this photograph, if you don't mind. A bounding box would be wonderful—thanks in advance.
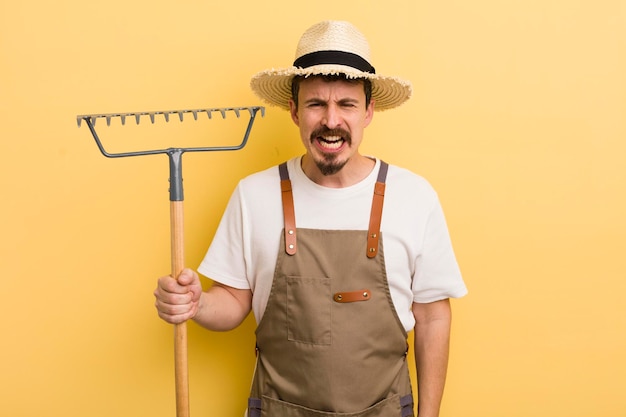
[193,282,252,331]
[412,298,452,417]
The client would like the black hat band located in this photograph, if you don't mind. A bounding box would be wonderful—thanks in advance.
[293,50,376,74]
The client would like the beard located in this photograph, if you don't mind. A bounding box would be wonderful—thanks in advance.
[310,127,352,176]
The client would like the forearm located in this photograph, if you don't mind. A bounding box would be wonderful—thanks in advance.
[413,299,452,417]
[193,283,252,331]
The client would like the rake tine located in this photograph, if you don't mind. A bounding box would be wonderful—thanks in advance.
[76,106,266,135]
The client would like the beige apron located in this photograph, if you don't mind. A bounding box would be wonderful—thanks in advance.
[247,161,414,417]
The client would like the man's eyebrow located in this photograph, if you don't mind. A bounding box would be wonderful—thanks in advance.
[302,97,361,106]
[304,97,326,103]
[337,97,359,104]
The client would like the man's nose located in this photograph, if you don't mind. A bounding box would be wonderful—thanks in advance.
[322,105,341,129]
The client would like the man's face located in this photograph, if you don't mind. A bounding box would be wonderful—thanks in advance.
[289,77,375,177]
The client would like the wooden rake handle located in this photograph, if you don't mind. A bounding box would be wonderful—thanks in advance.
[170,200,189,417]
[169,150,189,417]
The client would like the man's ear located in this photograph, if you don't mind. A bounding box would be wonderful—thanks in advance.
[288,99,299,126]
[364,99,375,128]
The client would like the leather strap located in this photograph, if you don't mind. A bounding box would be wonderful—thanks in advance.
[278,160,389,258]
[367,161,388,258]
[333,289,371,303]
[279,163,297,255]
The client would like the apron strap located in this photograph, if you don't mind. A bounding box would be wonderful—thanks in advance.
[367,161,388,258]
[400,394,414,417]
[247,397,262,417]
[278,160,389,258]
[279,163,297,255]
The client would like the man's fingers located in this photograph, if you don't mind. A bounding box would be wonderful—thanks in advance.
[154,297,197,324]
[155,284,194,304]
[155,297,192,315]
[176,268,198,286]
[158,274,190,294]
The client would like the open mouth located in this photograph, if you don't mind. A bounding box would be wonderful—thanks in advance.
[317,135,344,150]
[312,128,351,153]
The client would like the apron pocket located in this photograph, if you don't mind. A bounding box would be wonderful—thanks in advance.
[286,276,331,345]
[260,394,403,417]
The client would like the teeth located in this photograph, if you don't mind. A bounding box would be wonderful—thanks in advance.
[319,136,343,150]
[322,141,342,149]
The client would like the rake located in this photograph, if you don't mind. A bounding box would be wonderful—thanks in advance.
[77,106,265,417]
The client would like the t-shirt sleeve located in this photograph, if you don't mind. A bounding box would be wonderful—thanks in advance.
[197,184,251,290]
[412,196,468,303]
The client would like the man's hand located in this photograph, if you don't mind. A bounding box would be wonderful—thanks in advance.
[154,268,203,324]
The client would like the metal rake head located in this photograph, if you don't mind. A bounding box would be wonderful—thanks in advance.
[76,105,265,201]
[77,106,265,158]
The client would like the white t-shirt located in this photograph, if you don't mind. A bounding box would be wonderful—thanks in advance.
[198,157,467,331]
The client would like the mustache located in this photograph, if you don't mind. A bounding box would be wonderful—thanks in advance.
[310,127,352,144]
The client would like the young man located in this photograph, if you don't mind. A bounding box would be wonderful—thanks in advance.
[154,20,467,417]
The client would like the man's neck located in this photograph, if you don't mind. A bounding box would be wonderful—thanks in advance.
[301,154,376,188]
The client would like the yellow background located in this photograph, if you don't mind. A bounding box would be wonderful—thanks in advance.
[1,1,625,416]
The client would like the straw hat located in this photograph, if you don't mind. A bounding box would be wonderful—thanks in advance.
[250,20,412,111]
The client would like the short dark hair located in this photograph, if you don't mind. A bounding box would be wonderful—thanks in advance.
[290,74,373,109]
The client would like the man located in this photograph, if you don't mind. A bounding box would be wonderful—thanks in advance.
[154,20,467,417]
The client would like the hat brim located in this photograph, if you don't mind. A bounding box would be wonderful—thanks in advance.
[250,64,412,111]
